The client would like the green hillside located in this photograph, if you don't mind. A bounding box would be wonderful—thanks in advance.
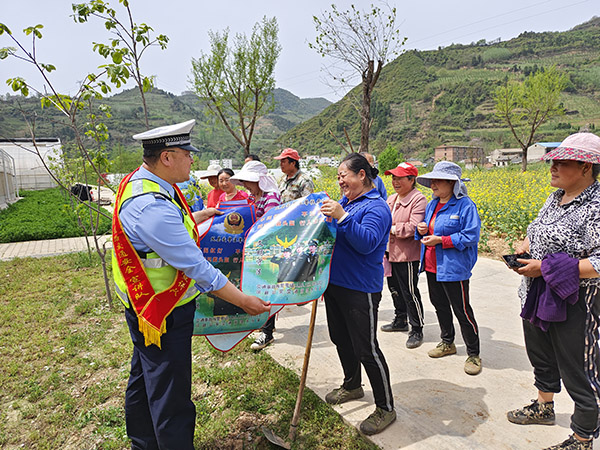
[276,16,600,160]
[0,86,330,166]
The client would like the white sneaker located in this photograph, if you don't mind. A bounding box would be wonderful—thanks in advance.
[250,332,274,351]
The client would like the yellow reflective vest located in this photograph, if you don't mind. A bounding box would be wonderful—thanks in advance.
[112,178,199,308]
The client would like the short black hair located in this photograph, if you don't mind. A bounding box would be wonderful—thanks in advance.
[284,157,300,170]
[246,154,260,162]
[217,168,235,178]
[142,147,168,166]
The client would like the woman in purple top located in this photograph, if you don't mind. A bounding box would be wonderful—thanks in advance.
[230,161,281,349]
[507,133,600,450]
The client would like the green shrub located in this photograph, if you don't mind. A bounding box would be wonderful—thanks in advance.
[0,188,112,243]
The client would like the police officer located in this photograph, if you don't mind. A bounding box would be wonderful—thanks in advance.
[112,119,270,450]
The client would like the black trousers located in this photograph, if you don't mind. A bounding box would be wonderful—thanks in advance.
[523,286,600,439]
[426,271,480,356]
[324,283,394,412]
[125,300,196,450]
[261,315,275,335]
[386,261,424,331]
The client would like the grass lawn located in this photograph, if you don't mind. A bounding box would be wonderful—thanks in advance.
[0,188,112,243]
[0,253,376,449]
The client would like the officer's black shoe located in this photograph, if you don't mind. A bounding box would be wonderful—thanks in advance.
[380,316,408,332]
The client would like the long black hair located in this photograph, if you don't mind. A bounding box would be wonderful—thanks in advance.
[341,153,378,186]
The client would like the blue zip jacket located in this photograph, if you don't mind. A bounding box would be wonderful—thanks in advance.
[415,195,481,281]
[330,188,392,293]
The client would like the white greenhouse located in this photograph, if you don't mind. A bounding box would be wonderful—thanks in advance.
[0,139,62,208]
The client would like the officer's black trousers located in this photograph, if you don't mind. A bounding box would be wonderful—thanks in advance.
[125,300,196,450]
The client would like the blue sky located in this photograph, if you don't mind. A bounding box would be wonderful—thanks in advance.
[0,0,596,101]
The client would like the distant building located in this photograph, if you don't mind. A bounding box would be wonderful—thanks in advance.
[209,159,233,169]
[0,148,17,209]
[434,145,485,166]
[406,159,423,167]
[0,138,61,192]
[489,148,522,167]
[528,142,562,162]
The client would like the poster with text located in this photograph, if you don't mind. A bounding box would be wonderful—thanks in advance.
[192,200,282,351]
[241,192,336,305]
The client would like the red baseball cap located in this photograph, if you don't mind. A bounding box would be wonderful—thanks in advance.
[274,148,300,161]
[385,162,418,177]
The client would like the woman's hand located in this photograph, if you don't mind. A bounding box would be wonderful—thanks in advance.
[417,222,428,235]
[421,235,442,247]
[321,199,345,220]
[517,258,542,278]
[515,237,530,255]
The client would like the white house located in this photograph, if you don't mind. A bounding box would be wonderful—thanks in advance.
[528,142,562,161]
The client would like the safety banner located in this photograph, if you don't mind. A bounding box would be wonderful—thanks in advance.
[192,200,279,351]
[193,193,336,352]
[241,192,336,305]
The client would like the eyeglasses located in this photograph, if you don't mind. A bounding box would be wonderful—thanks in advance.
[165,149,193,160]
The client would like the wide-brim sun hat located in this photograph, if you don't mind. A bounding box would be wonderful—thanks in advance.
[417,161,469,199]
[230,161,279,193]
[199,163,222,179]
[542,132,600,164]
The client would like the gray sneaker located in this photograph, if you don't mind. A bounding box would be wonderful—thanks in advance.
[427,341,457,358]
[543,434,592,450]
[464,355,482,375]
[507,399,555,425]
[380,316,408,332]
[406,330,423,349]
[359,407,397,435]
[325,386,364,405]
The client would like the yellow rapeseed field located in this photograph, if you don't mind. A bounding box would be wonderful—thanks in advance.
[315,163,556,249]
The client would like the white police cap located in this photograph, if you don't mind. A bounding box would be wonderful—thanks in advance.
[133,119,200,153]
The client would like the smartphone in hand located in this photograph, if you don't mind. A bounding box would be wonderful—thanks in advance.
[502,253,532,269]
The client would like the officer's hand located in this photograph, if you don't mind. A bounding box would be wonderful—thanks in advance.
[241,295,271,316]
[192,208,224,223]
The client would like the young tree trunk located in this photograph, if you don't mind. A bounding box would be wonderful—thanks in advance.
[521,147,528,172]
[359,62,374,153]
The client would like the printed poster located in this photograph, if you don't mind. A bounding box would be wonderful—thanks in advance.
[241,192,336,305]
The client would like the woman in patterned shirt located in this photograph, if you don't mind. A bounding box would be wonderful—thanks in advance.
[506,133,600,450]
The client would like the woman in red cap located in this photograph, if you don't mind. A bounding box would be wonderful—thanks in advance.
[506,132,600,450]
[381,163,427,349]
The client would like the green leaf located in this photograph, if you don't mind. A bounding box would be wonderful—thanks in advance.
[0,23,12,35]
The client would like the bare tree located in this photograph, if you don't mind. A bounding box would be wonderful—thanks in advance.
[495,66,567,172]
[310,2,406,152]
[190,17,281,157]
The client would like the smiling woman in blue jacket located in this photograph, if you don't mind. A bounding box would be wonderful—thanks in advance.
[415,161,482,376]
[320,153,395,436]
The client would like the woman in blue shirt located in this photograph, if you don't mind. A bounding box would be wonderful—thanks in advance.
[415,161,482,376]
[320,153,395,436]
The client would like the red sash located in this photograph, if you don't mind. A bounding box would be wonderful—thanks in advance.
[112,169,199,348]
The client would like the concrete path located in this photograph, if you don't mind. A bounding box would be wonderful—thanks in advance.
[265,258,597,450]
[1,238,595,448]
[0,235,112,261]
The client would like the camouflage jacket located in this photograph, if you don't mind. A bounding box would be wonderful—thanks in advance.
[278,170,314,203]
